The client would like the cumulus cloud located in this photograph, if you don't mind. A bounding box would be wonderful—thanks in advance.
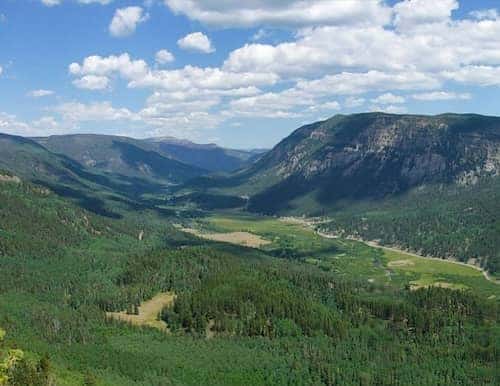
[164,0,391,28]
[53,101,138,122]
[393,0,459,30]
[0,66,3,76]
[56,1,500,137]
[69,53,277,91]
[72,75,110,90]
[109,6,149,37]
[177,32,214,53]
[155,49,175,65]
[294,71,440,96]
[27,89,55,98]
[0,112,68,137]
[441,66,500,86]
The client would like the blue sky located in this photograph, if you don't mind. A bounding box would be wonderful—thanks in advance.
[1,0,500,148]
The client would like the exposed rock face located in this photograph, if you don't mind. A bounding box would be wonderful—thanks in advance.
[246,113,500,212]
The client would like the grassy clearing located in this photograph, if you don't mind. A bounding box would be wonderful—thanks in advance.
[180,227,271,248]
[198,213,500,299]
[106,292,175,331]
[380,248,496,293]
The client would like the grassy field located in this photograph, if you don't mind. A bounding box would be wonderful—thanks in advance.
[188,213,500,299]
[179,227,271,248]
[106,292,176,331]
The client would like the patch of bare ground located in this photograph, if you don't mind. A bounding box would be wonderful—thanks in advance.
[180,228,271,248]
[0,174,20,183]
[106,292,175,331]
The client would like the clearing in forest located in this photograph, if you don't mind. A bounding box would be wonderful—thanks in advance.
[181,228,271,248]
[106,292,175,331]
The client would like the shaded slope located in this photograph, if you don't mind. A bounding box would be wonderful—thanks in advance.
[35,134,206,183]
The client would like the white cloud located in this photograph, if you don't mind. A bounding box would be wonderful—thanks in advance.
[129,65,277,91]
[57,1,500,138]
[295,71,440,96]
[69,53,277,91]
[371,93,405,104]
[155,49,175,65]
[69,53,149,79]
[223,10,500,79]
[0,112,69,137]
[177,32,214,53]
[411,91,471,101]
[0,66,3,76]
[164,0,391,28]
[72,75,110,90]
[109,6,149,37]
[441,66,500,86]
[393,0,458,30]
[27,89,55,98]
[53,101,138,122]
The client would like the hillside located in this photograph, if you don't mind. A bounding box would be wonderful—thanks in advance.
[34,134,264,176]
[0,133,185,218]
[145,137,266,173]
[235,113,500,212]
[34,134,206,183]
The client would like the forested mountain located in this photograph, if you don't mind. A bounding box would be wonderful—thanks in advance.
[230,113,500,212]
[34,134,264,175]
[144,136,266,172]
[0,133,195,218]
[34,134,206,182]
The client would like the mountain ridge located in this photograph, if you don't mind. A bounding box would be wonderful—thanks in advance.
[34,133,267,174]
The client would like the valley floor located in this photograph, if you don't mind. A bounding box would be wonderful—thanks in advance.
[314,228,500,285]
[183,212,500,299]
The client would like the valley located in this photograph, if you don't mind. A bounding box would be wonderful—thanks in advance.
[0,112,498,385]
[183,213,499,298]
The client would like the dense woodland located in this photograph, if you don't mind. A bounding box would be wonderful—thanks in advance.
[321,178,500,276]
[0,179,497,385]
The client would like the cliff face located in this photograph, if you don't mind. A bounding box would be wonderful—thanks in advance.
[245,113,500,212]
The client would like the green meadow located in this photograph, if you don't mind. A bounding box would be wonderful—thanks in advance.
[190,213,500,299]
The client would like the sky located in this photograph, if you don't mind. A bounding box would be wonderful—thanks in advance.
[1,0,500,149]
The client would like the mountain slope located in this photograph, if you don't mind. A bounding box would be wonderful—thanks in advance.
[145,137,266,173]
[232,113,500,213]
[34,134,206,183]
[35,134,265,176]
[0,133,176,217]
